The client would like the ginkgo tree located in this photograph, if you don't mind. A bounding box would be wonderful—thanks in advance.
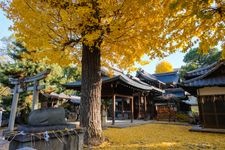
[1,0,225,145]
[155,61,173,73]
[164,0,225,56]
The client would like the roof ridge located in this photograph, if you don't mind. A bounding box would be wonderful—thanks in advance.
[136,69,165,84]
[153,70,178,76]
[186,61,218,74]
[183,61,225,84]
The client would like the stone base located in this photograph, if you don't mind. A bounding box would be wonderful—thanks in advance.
[0,139,9,150]
[6,126,85,150]
[16,147,36,150]
[190,125,225,134]
[17,124,76,133]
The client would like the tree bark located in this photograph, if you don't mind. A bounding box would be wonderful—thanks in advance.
[80,44,103,145]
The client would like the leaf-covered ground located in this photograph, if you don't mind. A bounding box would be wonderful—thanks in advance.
[97,124,225,150]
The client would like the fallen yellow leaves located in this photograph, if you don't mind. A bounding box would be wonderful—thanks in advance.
[97,124,225,150]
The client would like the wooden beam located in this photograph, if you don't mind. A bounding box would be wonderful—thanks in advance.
[112,94,116,125]
[102,94,113,98]
[8,84,20,131]
[114,94,132,99]
[133,93,139,96]
[131,97,134,123]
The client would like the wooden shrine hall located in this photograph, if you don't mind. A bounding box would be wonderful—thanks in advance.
[136,69,188,121]
[182,60,225,129]
[64,69,163,125]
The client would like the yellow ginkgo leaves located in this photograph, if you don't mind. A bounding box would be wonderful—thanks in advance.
[155,60,173,73]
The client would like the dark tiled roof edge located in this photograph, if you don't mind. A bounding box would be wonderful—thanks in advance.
[64,74,163,93]
[136,70,165,85]
[153,70,178,76]
[185,61,218,78]
[182,61,225,86]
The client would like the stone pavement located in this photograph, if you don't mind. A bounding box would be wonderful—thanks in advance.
[69,119,190,129]
[190,125,225,134]
[106,119,191,128]
[106,120,154,128]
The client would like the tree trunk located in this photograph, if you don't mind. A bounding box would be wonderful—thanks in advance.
[80,44,103,145]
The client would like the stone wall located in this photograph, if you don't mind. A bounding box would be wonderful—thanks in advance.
[0,139,9,150]
[8,128,85,150]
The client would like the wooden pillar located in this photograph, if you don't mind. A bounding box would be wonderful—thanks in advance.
[131,97,134,123]
[149,94,154,120]
[112,94,116,125]
[122,99,124,119]
[138,94,141,119]
[144,96,147,120]
[8,84,20,131]
[32,81,39,110]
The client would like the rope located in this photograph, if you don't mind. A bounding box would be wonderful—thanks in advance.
[6,128,80,145]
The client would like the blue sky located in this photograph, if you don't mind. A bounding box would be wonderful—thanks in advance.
[0,10,12,38]
[140,52,185,73]
[0,9,185,73]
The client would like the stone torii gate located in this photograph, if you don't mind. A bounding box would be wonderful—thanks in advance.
[8,69,51,131]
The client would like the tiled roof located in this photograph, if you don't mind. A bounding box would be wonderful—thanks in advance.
[183,76,225,87]
[184,61,217,79]
[153,71,179,84]
[64,73,163,93]
[136,69,165,85]
[182,61,225,87]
